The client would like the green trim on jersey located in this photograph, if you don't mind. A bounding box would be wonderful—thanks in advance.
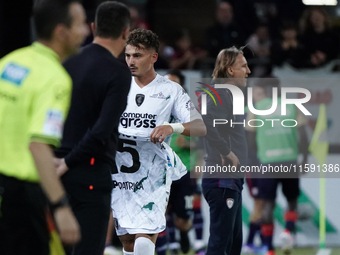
[255,98,299,163]
[0,42,71,182]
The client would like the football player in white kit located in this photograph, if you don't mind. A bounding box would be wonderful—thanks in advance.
[111,28,206,255]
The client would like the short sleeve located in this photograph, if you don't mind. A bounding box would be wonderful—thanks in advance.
[171,85,202,123]
[29,77,71,147]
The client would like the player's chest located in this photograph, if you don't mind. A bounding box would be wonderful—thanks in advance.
[126,88,174,114]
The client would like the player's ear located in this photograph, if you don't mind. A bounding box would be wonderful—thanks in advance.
[53,24,68,43]
[91,22,96,36]
[227,66,233,76]
[151,52,158,63]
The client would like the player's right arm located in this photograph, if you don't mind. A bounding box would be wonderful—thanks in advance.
[30,142,80,245]
[29,74,80,245]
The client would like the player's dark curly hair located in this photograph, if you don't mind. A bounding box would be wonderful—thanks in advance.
[126,28,160,53]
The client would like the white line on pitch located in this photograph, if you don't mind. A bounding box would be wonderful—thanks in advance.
[316,248,332,255]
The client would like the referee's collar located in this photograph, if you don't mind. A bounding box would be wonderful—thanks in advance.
[32,42,60,62]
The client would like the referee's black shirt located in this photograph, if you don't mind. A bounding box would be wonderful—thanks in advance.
[55,43,131,168]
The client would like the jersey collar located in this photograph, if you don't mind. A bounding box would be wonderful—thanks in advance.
[32,42,60,63]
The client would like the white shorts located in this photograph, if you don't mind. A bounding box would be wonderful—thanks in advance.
[111,136,186,235]
[113,217,165,236]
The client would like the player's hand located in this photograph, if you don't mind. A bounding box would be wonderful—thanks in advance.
[150,125,173,144]
[54,158,69,176]
[221,151,240,168]
[54,206,81,245]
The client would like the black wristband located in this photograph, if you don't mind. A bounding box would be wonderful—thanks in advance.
[50,195,69,213]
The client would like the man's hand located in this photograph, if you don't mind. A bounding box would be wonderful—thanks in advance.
[54,206,81,245]
[221,151,240,168]
[150,125,173,143]
[54,158,69,176]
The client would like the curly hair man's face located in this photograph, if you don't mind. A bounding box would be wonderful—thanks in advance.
[125,44,156,77]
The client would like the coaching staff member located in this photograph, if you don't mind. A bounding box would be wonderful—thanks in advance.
[54,2,131,255]
[0,0,89,254]
[202,46,250,255]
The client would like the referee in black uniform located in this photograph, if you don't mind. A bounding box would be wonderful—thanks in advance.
[54,2,131,255]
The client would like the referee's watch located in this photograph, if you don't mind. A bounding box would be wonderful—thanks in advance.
[50,195,70,213]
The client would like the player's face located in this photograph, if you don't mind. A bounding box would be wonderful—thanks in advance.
[63,3,89,56]
[229,54,251,88]
[125,44,158,77]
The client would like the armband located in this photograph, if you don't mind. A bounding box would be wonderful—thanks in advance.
[164,122,185,134]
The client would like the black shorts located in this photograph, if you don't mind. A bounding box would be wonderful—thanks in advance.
[0,174,50,255]
[168,172,195,220]
[257,161,300,200]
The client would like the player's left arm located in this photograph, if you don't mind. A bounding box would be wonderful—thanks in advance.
[150,85,206,143]
[181,119,206,137]
[150,119,206,144]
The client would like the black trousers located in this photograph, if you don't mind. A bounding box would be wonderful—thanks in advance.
[0,174,50,255]
[203,187,242,255]
[62,161,113,255]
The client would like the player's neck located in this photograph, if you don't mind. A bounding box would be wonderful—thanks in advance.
[37,40,67,62]
[93,37,123,58]
[134,70,157,88]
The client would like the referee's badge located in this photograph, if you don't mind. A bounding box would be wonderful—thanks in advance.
[226,198,234,209]
[136,94,145,107]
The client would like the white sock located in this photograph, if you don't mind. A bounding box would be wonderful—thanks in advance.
[123,248,134,255]
[134,237,155,255]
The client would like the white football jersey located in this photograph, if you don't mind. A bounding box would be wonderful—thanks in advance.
[111,134,186,233]
[118,74,202,138]
[113,74,201,233]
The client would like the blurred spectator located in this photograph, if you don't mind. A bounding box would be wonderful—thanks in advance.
[247,23,272,77]
[247,23,271,58]
[299,7,340,68]
[271,22,305,68]
[129,6,150,30]
[169,29,207,70]
[154,38,173,70]
[253,2,281,40]
[205,1,245,59]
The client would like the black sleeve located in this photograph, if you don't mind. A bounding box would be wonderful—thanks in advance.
[64,67,131,168]
[202,91,232,156]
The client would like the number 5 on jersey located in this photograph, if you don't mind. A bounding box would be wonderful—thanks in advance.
[116,139,141,174]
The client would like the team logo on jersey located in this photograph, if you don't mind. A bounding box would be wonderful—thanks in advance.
[185,100,195,111]
[226,198,234,209]
[150,91,168,99]
[43,109,64,138]
[135,94,145,107]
